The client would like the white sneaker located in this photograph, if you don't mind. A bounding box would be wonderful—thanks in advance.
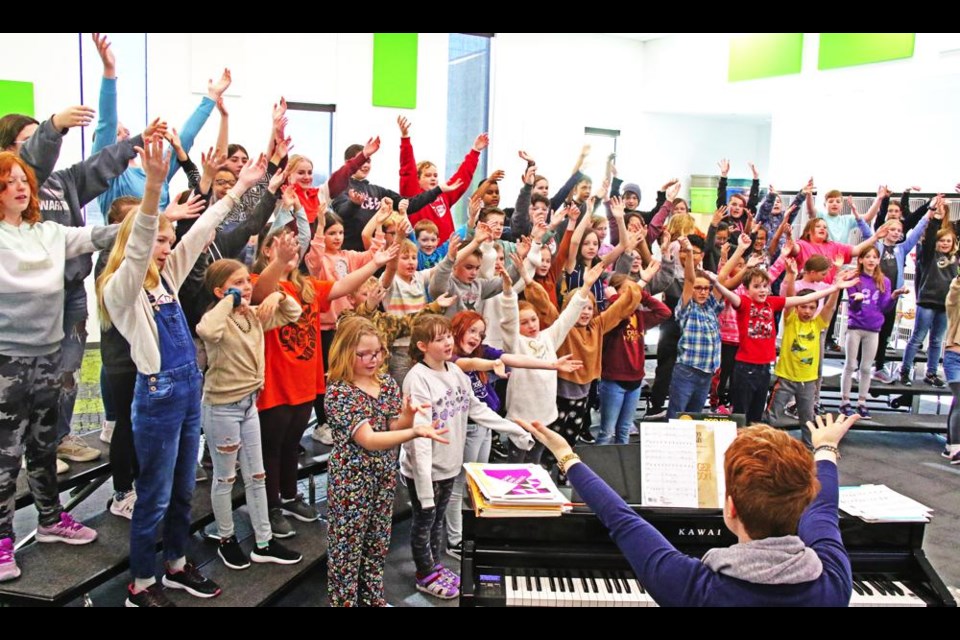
[56,458,70,475]
[109,490,137,520]
[311,424,334,446]
[100,420,115,444]
[56,434,101,462]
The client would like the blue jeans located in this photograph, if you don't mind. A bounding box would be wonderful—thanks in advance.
[944,350,960,384]
[57,284,88,442]
[667,363,713,419]
[598,379,642,444]
[129,363,203,580]
[902,305,947,376]
[732,362,772,424]
[202,392,270,544]
[446,423,492,546]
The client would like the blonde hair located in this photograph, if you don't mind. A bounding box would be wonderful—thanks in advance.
[284,154,313,182]
[416,161,437,179]
[666,212,696,239]
[96,212,174,329]
[252,228,316,305]
[327,316,385,384]
[398,238,418,257]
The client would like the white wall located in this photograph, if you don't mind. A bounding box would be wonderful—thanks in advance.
[640,32,960,192]
[488,33,647,199]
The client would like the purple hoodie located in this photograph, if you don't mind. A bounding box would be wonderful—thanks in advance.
[847,274,895,332]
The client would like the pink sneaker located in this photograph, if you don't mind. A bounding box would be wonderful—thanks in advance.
[36,513,97,545]
[715,405,732,415]
[0,538,20,582]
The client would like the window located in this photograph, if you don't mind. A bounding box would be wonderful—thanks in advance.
[446,34,491,225]
[584,127,619,191]
[284,102,334,186]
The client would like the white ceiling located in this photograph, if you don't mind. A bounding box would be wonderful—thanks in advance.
[606,33,670,42]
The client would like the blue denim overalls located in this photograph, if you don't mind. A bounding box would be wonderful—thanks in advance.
[129,282,204,579]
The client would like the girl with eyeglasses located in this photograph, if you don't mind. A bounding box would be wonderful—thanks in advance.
[324,316,448,606]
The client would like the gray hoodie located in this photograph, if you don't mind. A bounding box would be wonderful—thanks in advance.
[23,120,137,284]
[700,535,824,585]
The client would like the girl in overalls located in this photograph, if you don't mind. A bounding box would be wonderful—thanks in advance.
[99,137,267,607]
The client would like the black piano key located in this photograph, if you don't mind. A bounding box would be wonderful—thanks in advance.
[857,579,873,596]
[851,580,864,596]
[580,573,591,593]
[525,572,533,592]
[589,574,599,593]
[866,578,887,596]
[510,570,518,592]
[535,571,542,592]
[549,572,559,593]
[607,572,621,593]
[884,578,903,596]
[565,571,575,593]
[619,572,632,594]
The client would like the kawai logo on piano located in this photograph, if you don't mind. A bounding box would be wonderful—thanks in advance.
[677,528,723,537]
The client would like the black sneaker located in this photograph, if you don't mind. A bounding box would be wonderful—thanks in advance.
[813,403,827,416]
[899,370,913,386]
[162,563,222,599]
[488,437,508,461]
[643,408,667,421]
[446,541,462,560]
[269,507,296,538]
[281,494,319,522]
[125,582,175,608]
[250,540,303,565]
[924,373,946,388]
[576,428,596,444]
[217,535,250,570]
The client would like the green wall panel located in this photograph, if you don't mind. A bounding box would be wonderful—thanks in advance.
[818,33,915,70]
[728,34,804,82]
[372,33,418,108]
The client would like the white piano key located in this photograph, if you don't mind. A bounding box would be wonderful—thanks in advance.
[505,572,520,607]
[891,581,927,607]
[539,576,556,607]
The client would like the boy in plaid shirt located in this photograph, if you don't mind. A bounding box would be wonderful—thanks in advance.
[667,237,727,418]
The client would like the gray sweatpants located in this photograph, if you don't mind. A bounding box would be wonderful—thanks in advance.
[768,376,817,448]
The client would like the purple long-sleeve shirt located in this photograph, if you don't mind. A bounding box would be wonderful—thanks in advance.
[567,460,852,606]
[846,275,895,332]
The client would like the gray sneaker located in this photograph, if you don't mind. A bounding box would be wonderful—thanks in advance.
[281,494,319,522]
[269,508,296,539]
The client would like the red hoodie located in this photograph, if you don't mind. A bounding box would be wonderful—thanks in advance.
[399,137,479,242]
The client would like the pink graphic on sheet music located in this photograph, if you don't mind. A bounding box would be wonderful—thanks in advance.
[482,468,551,495]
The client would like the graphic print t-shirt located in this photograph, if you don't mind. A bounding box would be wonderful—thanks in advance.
[734,295,786,365]
[255,275,333,411]
[774,312,827,382]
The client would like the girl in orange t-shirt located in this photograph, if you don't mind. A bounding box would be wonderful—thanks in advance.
[251,228,398,536]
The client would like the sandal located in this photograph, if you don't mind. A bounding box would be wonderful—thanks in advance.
[437,565,461,589]
[415,569,459,600]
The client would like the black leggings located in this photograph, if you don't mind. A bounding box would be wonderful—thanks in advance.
[260,401,313,508]
[874,307,898,369]
[106,370,139,494]
[314,329,337,425]
[949,382,960,446]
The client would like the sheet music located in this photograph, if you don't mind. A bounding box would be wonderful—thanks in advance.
[707,421,738,507]
[640,422,698,507]
[839,484,933,522]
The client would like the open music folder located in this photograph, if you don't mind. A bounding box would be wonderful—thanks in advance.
[639,419,738,509]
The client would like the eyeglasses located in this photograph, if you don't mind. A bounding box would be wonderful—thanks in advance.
[215,179,237,187]
[692,286,712,292]
[355,349,387,363]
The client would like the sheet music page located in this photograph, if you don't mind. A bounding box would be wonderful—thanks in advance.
[640,422,698,507]
[838,484,933,521]
[707,420,738,508]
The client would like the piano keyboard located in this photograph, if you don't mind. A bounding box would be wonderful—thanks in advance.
[848,575,926,607]
[482,569,930,607]
[500,569,658,607]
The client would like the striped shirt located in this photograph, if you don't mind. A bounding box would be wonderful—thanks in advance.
[674,295,725,373]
